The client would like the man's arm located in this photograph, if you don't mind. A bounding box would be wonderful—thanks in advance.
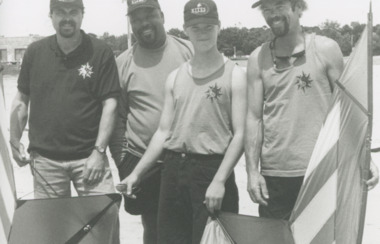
[109,86,129,167]
[367,158,379,190]
[109,53,133,167]
[116,69,177,197]
[109,111,128,166]
[319,38,379,190]
[10,91,30,167]
[204,65,247,213]
[83,97,118,185]
[316,37,344,88]
[245,47,269,206]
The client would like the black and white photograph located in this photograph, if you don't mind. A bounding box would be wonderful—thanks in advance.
[0,0,379,243]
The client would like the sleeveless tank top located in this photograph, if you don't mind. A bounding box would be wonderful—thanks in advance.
[163,59,237,155]
[259,34,333,177]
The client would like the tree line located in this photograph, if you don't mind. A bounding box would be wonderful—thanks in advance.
[99,21,380,57]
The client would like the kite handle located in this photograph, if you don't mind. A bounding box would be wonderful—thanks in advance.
[65,196,120,244]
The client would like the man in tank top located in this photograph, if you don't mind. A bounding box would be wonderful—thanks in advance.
[245,0,379,220]
[109,0,193,243]
[116,0,247,243]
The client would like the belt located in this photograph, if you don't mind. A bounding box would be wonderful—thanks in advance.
[165,150,224,161]
[127,144,164,163]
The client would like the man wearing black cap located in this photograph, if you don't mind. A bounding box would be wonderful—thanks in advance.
[245,0,378,220]
[109,0,193,243]
[10,0,120,202]
[116,0,246,243]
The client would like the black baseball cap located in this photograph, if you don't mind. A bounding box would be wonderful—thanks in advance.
[127,0,161,15]
[183,0,219,28]
[50,0,84,10]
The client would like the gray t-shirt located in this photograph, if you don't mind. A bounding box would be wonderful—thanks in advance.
[116,35,193,156]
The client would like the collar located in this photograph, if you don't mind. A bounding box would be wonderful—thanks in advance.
[49,30,91,59]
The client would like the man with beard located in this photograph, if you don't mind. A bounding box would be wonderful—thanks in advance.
[245,0,379,220]
[109,0,193,243]
[10,0,120,201]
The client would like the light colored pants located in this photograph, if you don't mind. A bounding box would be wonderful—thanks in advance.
[31,152,115,199]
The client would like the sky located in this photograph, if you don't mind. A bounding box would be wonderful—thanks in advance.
[0,0,379,37]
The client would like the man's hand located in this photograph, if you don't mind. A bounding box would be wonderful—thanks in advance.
[10,141,30,167]
[204,180,226,214]
[247,170,269,206]
[367,160,379,191]
[116,173,140,199]
[83,151,106,186]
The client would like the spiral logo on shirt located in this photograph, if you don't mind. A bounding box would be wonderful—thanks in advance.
[205,83,222,102]
[78,62,94,79]
[191,3,209,15]
[296,71,313,92]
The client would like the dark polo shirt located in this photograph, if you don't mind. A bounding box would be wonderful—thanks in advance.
[18,31,120,160]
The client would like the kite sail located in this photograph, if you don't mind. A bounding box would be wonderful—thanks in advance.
[8,194,121,244]
[0,67,17,244]
[204,6,373,244]
[201,212,295,244]
[289,21,372,244]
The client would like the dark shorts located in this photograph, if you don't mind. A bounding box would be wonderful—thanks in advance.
[118,151,162,215]
[157,151,239,244]
[259,176,304,220]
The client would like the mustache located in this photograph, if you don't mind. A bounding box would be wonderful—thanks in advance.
[267,16,286,26]
[137,25,155,35]
[59,20,76,28]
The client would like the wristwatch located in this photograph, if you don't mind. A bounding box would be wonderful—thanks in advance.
[94,145,106,155]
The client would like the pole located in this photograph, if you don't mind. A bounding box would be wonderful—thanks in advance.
[127,18,132,49]
[367,0,373,136]
[357,2,373,243]
[122,0,132,49]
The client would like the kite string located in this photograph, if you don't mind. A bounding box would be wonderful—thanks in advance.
[17,190,34,200]
[16,160,60,200]
[29,159,60,197]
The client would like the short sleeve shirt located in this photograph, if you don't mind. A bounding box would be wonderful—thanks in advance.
[18,31,120,160]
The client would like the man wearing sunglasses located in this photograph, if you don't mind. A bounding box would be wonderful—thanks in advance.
[245,0,379,220]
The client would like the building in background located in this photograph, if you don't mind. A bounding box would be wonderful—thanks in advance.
[0,35,43,64]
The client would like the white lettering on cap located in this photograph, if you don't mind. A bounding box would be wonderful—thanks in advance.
[131,0,146,4]
[191,3,209,15]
